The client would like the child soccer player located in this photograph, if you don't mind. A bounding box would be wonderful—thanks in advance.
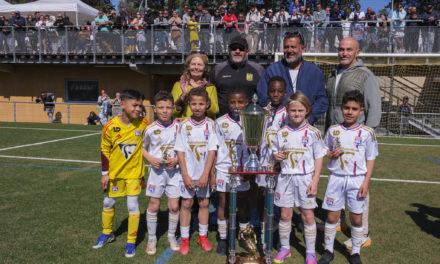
[174,87,218,255]
[214,90,251,255]
[93,89,149,258]
[257,76,287,243]
[143,91,180,255]
[272,91,325,264]
[318,90,378,264]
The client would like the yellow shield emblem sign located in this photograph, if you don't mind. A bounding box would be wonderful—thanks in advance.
[246,73,253,82]
[282,131,289,138]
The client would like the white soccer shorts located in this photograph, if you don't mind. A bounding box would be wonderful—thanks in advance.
[215,170,250,193]
[146,168,181,199]
[322,174,367,214]
[180,180,210,199]
[274,173,317,209]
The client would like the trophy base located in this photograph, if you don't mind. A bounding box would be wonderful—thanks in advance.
[226,256,265,264]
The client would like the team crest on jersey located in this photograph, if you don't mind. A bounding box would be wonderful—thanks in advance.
[282,131,289,138]
[275,192,280,201]
[154,129,161,135]
[186,125,192,131]
[118,143,137,159]
[113,127,121,132]
[354,136,362,146]
[180,184,186,193]
[135,129,141,137]
[302,135,309,146]
[246,73,253,81]
[333,130,340,136]
[222,123,229,129]
[112,186,119,192]
[326,197,334,205]
[148,184,156,193]
[217,179,225,188]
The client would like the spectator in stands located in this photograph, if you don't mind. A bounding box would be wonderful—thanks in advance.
[97,89,111,124]
[54,14,66,54]
[405,7,421,53]
[219,0,228,10]
[187,14,199,51]
[112,92,122,117]
[288,0,301,16]
[95,10,112,53]
[301,7,313,49]
[276,6,290,44]
[143,8,155,52]
[257,8,268,53]
[313,3,326,52]
[35,15,48,54]
[257,32,328,124]
[235,12,247,39]
[76,26,91,54]
[163,10,169,21]
[86,111,101,125]
[169,10,183,52]
[246,4,260,54]
[377,13,391,52]
[422,4,438,53]
[328,3,345,52]
[2,19,13,53]
[392,3,406,53]
[136,25,147,53]
[364,11,378,52]
[194,3,203,21]
[349,3,365,21]
[154,10,168,52]
[266,9,278,53]
[222,9,237,49]
[0,16,5,53]
[365,7,374,21]
[398,96,412,135]
[36,91,55,123]
[229,1,240,17]
[199,6,212,53]
[210,36,264,115]
[172,52,219,119]
[350,14,365,50]
[11,11,25,52]
[46,16,57,54]
[212,9,225,53]
[288,8,302,29]
[25,15,37,54]
[182,7,192,24]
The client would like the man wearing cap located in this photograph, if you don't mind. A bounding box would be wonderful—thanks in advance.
[210,36,264,116]
[11,11,25,52]
[422,4,439,53]
[256,32,328,125]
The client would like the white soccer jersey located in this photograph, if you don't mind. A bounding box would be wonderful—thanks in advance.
[272,123,326,174]
[143,120,179,162]
[324,124,379,176]
[260,106,287,167]
[215,114,249,173]
[174,117,218,180]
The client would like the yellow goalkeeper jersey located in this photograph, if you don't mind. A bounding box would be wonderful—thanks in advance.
[101,116,149,179]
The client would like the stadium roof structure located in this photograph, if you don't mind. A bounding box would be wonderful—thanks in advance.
[0,0,98,25]
[0,0,12,6]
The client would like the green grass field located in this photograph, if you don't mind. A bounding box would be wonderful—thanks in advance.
[0,122,439,264]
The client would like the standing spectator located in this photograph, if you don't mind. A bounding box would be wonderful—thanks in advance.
[54,14,66,54]
[364,11,378,52]
[276,6,290,47]
[2,19,13,53]
[76,26,90,54]
[405,8,421,53]
[398,96,412,135]
[97,89,111,124]
[95,10,112,53]
[301,7,314,49]
[266,9,278,53]
[210,36,264,116]
[11,11,25,52]
[222,9,237,47]
[136,25,147,53]
[199,6,212,53]
[46,16,56,54]
[365,7,374,21]
[112,92,122,117]
[154,11,168,52]
[288,0,301,16]
[229,1,240,17]
[169,10,183,52]
[163,10,170,21]
[422,4,438,53]
[257,32,328,124]
[246,4,260,54]
[119,7,129,23]
[25,15,37,54]
[187,14,199,52]
[392,3,406,53]
[182,8,192,24]
[349,3,366,21]
[350,14,365,50]
[313,3,326,52]
[0,16,5,53]
[257,8,268,53]
[288,8,302,29]
[377,14,391,52]
[328,3,345,52]
[143,8,155,52]
[219,0,228,10]
[194,4,204,21]
[235,12,247,39]
[212,9,225,53]
[36,91,55,123]
[35,15,48,54]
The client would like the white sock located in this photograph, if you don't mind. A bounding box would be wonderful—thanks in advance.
[351,226,363,255]
[168,212,179,238]
[304,223,317,254]
[181,225,190,238]
[324,222,338,253]
[279,221,291,250]
[146,210,158,241]
[199,223,209,236]
[218,219,228,239]
[239,222,249,231]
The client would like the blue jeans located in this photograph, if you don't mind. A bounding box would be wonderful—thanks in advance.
[422,28,435,53]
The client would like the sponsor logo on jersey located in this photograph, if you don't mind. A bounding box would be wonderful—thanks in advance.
[282,131,289,138]
[113,127,121,132]
[154,129,161,135]
[333,130,340,136]
[302,136,309,146]
[148,184,156,193]
[116,134,122,138]
[118,143,137,159]
[112,186,119,192]
[217,179,225,188]
[246,73,253,81]
[275,192,280,201]
[222,75,232,78]
[326,197,334,205]
[135,129,141,137]
[222,123,229,129]
[354,136,362,146]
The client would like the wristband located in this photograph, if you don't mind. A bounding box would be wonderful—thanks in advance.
[101,171,108,176]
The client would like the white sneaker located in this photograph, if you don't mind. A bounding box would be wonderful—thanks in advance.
[344,235,372,250]
[168,236,180,251]
[145,239,157,255]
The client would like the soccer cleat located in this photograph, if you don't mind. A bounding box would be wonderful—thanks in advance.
[145,239,157,255]
[350,253,362,264]
[306,253,317,264]
[125,243,136,258]
[344,235,371,250]
[274,247,291,264]
[168,236,180,251]
[317,250,334,264]
[179,237,190,255]
[197,235,212,252]
[216,238,227,255]
[92,233,115,249]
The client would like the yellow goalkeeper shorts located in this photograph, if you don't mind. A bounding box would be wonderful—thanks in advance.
[107,178,142,198]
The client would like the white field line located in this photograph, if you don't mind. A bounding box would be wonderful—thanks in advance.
[0,126,101,132]
[378,143,440,147]
[0,133,100,151]
[0,154,437,184]
[377,135,440,140]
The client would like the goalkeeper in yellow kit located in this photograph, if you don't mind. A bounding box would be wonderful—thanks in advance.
[92,89,149,258]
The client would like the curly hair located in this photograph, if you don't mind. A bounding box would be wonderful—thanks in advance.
[183,53,210,81]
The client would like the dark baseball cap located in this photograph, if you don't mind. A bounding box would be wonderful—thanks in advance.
[229,36,248,50]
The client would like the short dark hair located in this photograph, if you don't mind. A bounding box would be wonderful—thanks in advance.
[268,76,287,91]
[120,89,145,101]
[153,90,174,105]
[187,87,210,103]
[283,31,305,46]
[227,89,247,99]
[341,90,364,107]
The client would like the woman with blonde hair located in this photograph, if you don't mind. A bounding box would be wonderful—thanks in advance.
[171,53,219,119]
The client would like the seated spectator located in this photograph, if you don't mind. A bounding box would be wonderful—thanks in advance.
[86,111,101,125]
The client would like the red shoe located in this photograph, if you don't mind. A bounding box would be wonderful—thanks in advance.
[179,237,190,255]
[197,235,212,252]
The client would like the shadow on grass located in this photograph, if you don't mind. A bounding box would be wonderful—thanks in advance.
[406,203,440,239]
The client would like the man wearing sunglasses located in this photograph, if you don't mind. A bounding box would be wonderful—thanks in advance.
[256,31,328,125]
[210,36,264,116]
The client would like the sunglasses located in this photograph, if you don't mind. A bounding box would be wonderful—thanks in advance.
[229,45,245,51]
